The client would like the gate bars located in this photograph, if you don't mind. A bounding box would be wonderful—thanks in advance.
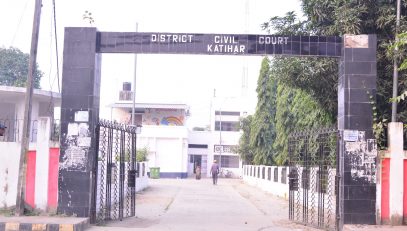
[91,120,138,224]
[288,128,340,230]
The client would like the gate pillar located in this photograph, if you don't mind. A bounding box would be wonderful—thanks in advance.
[338,34,377,225]
[58,27,101,217]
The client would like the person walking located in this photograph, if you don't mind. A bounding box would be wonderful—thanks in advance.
[0,124,6,136]
[195,165,201,180]
[210,159,220,185]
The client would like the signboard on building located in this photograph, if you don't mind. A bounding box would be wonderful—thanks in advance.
[343,130,359,142]
[214,145,237,153]
[98,32,342,57]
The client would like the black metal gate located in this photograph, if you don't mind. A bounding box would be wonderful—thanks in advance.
[92,120,137,224]
[288,128,340,230]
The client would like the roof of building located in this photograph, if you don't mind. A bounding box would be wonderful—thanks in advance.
[0,86,61,106]
[109,102,189,110]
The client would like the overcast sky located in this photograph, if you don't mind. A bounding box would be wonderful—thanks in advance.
[0,0,302,128]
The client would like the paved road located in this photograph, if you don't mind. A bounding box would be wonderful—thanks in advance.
[87,178,321,231]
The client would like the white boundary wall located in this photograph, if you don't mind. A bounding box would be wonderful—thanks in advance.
[136,162,149,192]
[0,117,56,209]
[243,164,337,216]
[242,165,289,200]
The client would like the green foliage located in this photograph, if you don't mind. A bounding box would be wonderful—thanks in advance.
[272,74,333,165]
[250,57,276,165]
[389,31,407,106]
[239,0,407,164]
[136,147,149,162]
[237,115,254,164]
[244,11,335,165]
[0,47,42,88]
[366,89,387,147]
[289,0,407,148]
[392,90,407,102]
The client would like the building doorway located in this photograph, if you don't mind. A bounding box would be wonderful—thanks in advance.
[189,154,204,177]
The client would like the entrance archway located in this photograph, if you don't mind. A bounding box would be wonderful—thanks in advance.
[58,28,377,227]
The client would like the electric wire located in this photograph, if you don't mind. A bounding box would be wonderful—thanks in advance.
[52,0,60,93]
[48,5,55,115]
[10,0,30,47]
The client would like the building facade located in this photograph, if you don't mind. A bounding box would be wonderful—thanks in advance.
[109,84,190,178]
[0,86,61,210]
[109,84,248,178]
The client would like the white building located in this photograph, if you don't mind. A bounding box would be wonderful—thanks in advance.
[0,86,61,210]
[0,86,60,142]
[109,83,250,178]
[188,96,248,178]
[109,83,189,178]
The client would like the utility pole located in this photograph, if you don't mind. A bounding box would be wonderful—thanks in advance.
[132,23,138,126]
[391,0,401,122]
[219,109,222,169]
[15,0,42,216]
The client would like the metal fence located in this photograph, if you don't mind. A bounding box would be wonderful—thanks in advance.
[0,119,60,143]
[0,119,37,142]
[92,120,138,224]
[288,128,339,231]
[51,119,60,142]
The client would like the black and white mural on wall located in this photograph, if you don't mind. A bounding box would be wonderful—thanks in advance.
[60,111,91,172]
[344,130,377,183]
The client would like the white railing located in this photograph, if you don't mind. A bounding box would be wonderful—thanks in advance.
[243,165,289,199]
[243,164,337,228]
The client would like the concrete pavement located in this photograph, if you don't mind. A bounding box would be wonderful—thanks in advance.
[88,178,407,231]
[0,178,404,230]
[87,178,323,231]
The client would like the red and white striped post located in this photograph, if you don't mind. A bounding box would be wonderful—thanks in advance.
[380,122,405,225]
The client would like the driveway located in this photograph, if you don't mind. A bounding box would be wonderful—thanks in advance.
[87,178,320,231]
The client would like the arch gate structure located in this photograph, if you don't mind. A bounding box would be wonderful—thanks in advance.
[58,27,377,228]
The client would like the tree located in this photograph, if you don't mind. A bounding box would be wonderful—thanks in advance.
[241,1,407,164]
[390,31,407,104]
[250,57,277,165]
[237,115,254,164]
[0,47,42,88]
[262,1,407,149]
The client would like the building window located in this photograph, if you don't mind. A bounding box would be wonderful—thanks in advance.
[214,155,239,168]
[188,144,208,148]
[215,111,240,116]
[215,121,240,131]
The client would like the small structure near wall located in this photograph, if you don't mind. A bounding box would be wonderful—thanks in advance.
[0,86,61,211]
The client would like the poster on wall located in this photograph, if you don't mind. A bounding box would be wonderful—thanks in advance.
[143,108,185,126]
